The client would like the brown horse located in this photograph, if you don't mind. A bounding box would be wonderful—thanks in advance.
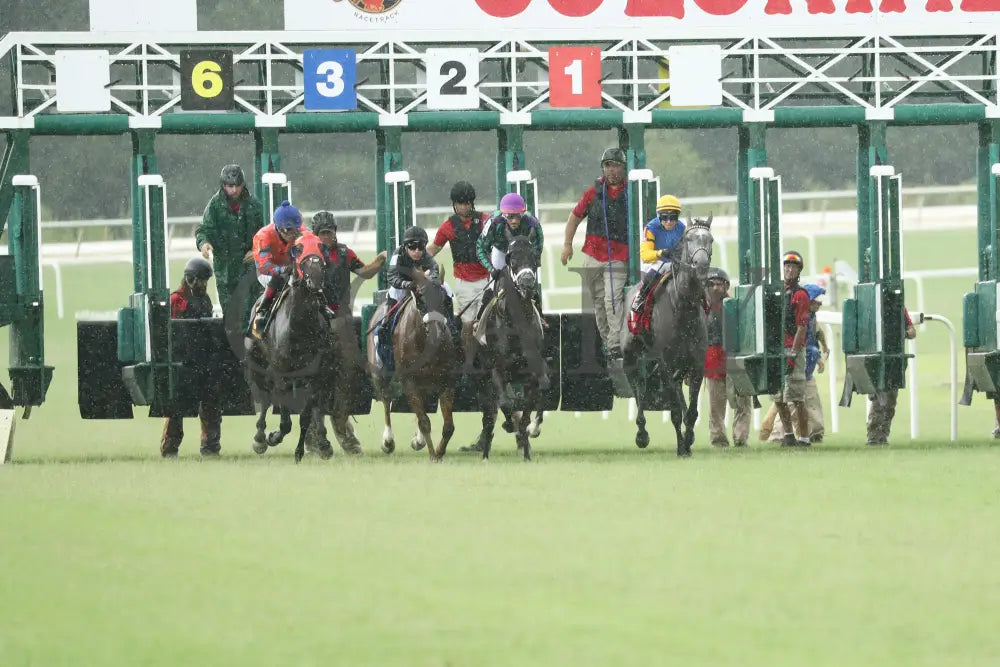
[366,269,458,461]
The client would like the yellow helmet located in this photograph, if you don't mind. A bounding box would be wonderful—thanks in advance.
[656,194,681,213]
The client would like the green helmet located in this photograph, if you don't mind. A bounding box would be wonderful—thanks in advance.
[219,164,245,187]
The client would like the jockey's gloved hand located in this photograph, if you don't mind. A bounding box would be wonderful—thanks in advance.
[491,268,505,281]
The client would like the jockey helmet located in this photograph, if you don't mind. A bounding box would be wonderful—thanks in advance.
[402,225,429,248]
[656,194,682,213]
[601,147,627,166]
[499,192,527,215]
[273,200,302,231]
[707,267,730,285]
[183,256,213,281]
[219,164,245,187]
[782,250,804,267]
[450,181,476,204]
[311,210,338,234]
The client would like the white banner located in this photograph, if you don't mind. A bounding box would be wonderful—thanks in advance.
[89,0,197,32]
[284,0,1000,39]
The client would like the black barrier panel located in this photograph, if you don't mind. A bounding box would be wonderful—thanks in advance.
[77,320,133,419]
[148,319,255,418]
[348,316,374,415]
[452,313,561,412]
[559,312,614,411]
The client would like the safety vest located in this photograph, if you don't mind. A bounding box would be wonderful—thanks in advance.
[325,244,352,306]
[586,179,629,245]
[171,289,213,319]
[449,213,485,265]
[784,284,808,338]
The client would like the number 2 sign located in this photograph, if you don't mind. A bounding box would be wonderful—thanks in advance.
[548,46,601,108]
[425,49,480,110]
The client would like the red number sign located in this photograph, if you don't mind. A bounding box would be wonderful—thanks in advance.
[548,47,601,108]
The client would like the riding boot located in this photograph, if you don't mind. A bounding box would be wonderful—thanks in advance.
[377,298,397,366]
[254,294,274,333]
[631,277,652,315]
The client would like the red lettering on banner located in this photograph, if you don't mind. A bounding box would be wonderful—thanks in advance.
[625,0,683,16]
[961,0,1000,10]
[879,0,906,11]
[693,0,747,14]
[845,0,873,12]
[764,0,791,13]
[549,0,603,15]
[766,0,836,13]
[925,0,953,10]
[475,0,531,17]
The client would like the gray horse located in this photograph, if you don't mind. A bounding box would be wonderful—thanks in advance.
[619,216,714,457]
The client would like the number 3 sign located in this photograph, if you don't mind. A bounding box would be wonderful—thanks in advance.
[548,46,601,108]
[303,49,357,111]
[180,50,234,111]
[425,49,480,111]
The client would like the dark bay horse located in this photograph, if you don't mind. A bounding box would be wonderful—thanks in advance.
[366,269,458,461]
[620,216,714,457]
[474,233,549,461]
[245,249,332,463]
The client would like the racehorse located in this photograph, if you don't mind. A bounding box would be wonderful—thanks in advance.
[473,232,549,461]
[366,268,458,461]
[620,216,714,457]
[245,246,332,463]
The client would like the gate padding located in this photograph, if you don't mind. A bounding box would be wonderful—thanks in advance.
[559,312,613,411]
[77,320,133,419]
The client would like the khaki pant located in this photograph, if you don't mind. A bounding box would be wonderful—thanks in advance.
[707,376,752,445]
[867,389,899,443]
[760,377,825,440]
[770,348,807,404]
[161,401,223,456]
[581,254,628,354]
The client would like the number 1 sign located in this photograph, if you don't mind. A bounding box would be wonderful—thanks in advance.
[548,46,601,108]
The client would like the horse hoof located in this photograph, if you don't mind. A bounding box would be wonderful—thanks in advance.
[527,425,541,438]
[266,431,283,446]
[411,436,426,451]
[501,420,515,434]
[381,439,395,455]
[635,432,650,449]
[294,451,303,464]
[318,443,335,460]
[252,438,268,455]
[342,443,363,456]
[677,449,692,458]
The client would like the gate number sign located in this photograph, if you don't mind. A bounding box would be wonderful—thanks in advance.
[303,49,358,110]
[425,49,480,110]
[180,50,234,111]
[548,46,602,108]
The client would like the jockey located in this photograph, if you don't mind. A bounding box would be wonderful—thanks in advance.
[631,194,685,316]
[378,226,447,346]
[476,192,544,316]
[252,200,303,332]
[310,210,387,317]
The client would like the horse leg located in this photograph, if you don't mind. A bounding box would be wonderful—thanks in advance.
[437,386,456,460]
[683,374,703,456]
[670,381,689,458]
[331,386,362,455]
[527,408,544,439]
[403,379,436,460]
[516,397,533,461]
[626,351,649,449]
[253,403,269,454]
[267,407,292,446]
[379,387,395,454]
[294,398,314,464]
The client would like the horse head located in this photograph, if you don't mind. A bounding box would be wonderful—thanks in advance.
[292,240,328,294]
[681,214,714,283]
[504,232,539,300]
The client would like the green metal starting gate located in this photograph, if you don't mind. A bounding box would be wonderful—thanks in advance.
[962,119,1000,400]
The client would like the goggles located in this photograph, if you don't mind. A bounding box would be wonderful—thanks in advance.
[503,212,523,221]
[404,241,426,251]
[658,211,680,221]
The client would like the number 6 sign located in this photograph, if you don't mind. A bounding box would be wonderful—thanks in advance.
[180,50,234,111]
[303,49,357,111]
[548,46,601,108]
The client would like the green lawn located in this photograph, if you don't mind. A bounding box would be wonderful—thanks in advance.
[2,229,1000,665]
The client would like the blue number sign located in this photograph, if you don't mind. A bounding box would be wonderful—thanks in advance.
[303,49,357,110]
